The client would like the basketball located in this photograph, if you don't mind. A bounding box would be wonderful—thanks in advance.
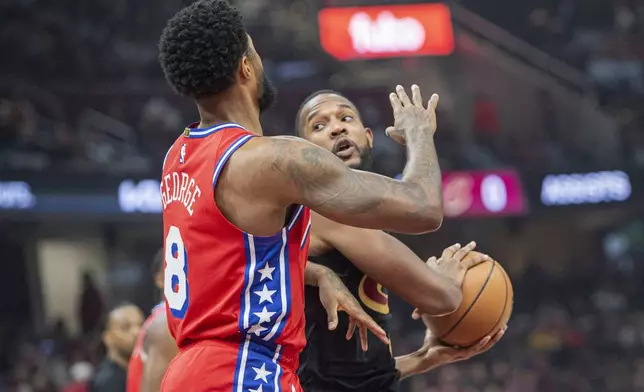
[423,252,513,348]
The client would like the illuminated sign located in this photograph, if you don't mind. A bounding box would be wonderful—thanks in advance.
[540,171,631,206]
[0,181,36,209]
[396,170,527,217]
[318,4,454,61]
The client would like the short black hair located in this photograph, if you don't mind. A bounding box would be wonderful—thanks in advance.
[295,89,358,136]
[151,248,164,277]
[159,0,249,99]
[103,302,138,331]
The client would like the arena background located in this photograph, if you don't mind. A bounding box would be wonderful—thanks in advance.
[1,0,644,391]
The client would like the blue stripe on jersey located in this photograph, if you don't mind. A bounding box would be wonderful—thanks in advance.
[184,122,247,138]
[234,336,284,392]
[300,217,311,249]
[212,134,254,188]
[235,230,291,392]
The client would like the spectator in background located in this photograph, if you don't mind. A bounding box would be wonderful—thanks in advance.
[79,273,104,335]
[90,303,143,392]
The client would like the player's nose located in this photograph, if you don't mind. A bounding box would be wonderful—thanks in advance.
[328,123,347,138]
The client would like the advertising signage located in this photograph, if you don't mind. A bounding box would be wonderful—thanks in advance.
[318,3,454,61]
[396,169,527,218]
[0,169,526,218]
[441,170,527,218]
[539,170,632,206]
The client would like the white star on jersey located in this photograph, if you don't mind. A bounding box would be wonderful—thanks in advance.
[254,307,275,324]
[253,285,276,304]
[257,263,275,281]
[248,323,268,336]
[252,363,272,383]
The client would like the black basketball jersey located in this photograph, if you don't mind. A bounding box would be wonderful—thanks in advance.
[298,249,399,392]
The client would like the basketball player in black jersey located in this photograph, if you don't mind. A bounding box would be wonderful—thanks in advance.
[295,90,506,392]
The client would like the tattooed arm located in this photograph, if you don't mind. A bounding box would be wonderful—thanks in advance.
[251,132,442,234]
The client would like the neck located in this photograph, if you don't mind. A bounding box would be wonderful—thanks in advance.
[107,349,129,369]
[196,90,263,136]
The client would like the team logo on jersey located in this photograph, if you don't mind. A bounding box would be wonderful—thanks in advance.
[180,144,186,164]
[358,275,389,314]
[183,127,190,137]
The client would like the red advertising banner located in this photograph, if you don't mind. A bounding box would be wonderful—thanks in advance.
[318,3,455,61]
[442,170,527,217]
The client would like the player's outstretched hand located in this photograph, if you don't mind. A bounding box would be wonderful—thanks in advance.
[411,242,489,320]
[407,326,507,375]
[385,84,439,146]
[317,267,390,351]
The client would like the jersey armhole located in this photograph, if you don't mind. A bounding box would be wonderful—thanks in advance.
[211,134,255,189]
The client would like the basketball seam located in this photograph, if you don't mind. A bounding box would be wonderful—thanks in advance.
[439,260,496,343]
[477,265,511,344]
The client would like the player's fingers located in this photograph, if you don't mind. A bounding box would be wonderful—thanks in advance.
[396,85,412,107]
[346,319,357,340]
[389,93,402,112]
[359,324,369,351]
[356,312,388,345]
[411,308,421,320]
[326,303,339,331]
[425,256,438,267]
[385,126,406,146]
[411,84,423,107]
[427,94,440,112]
[482,326,507,351]
[461,253,490,270]
[441,243,461,259]
[453,241,477,261]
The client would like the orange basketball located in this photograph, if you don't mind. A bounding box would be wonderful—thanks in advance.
[423,251,513,347]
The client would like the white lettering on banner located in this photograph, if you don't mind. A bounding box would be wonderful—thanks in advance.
[159,172,201,216]
[118,179,163,213]
[0,181,36,209]
[348,11,426,54]
[540,171,631,206]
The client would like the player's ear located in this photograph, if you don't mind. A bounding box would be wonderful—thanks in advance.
[365,127,374,148]
[240,55,253,81]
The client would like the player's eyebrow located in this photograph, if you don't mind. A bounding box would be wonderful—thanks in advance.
[306,103,355,124]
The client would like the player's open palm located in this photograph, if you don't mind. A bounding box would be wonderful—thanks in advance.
[317,269,389,351]
[385,84,439,146]
[412,242,489,320]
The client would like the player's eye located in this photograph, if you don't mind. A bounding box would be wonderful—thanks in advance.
[312,123,325,131]
[341,115,354,122]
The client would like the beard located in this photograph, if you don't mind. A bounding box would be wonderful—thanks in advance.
[348,143,373,171]
[257,71,277,113]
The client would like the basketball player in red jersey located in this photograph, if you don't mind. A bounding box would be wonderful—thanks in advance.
[157,0,452,390]
[127,250,178,392]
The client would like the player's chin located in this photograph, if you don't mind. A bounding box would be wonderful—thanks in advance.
[343,156,363,169]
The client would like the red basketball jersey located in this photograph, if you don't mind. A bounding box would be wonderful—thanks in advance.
[126,302,165,392]
[160,122,311,368]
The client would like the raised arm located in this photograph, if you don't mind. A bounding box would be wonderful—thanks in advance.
[235,86,443,234]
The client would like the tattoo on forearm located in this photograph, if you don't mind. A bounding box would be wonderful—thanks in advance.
[268,137,441,219]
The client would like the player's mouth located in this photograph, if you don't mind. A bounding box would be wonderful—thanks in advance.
[332,139,357,160]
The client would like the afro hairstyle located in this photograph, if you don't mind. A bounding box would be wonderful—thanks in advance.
[159,0,249,99]
[294,90,363,136]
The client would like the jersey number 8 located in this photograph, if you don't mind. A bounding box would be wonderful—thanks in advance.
[164,225,190,319]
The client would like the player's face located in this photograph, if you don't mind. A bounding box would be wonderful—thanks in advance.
[299,94,373,169]
[246,35,276,113]
[105,306,144,359]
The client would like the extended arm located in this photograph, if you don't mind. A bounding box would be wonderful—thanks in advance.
[140,314,178,392]
[312,212,460,316]
[241,134,442,234]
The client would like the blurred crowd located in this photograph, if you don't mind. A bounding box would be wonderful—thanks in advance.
[3,256,644,392]
[2,0,643,176]
[460,0,644,169]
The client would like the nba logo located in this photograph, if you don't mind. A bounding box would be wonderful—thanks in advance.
[180,144,186,164]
